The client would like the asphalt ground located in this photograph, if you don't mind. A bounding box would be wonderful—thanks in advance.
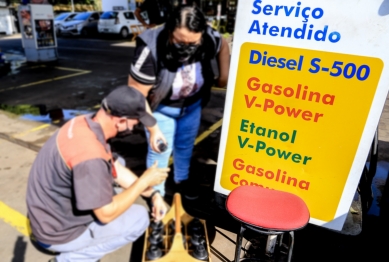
[1,33,389,262]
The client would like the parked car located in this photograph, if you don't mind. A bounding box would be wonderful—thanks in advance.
[0,49,11,77]
[98,10,148,39]
[54,12,77,35]
[59,12,100,37]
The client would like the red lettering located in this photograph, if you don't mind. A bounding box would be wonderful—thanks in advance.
[263,99,274,111]
[233,158,244,170]
[244,95,257,108]
[286,107,302,118]
[230,174,239,185]
[247,77,260,91]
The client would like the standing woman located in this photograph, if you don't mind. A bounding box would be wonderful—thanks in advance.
[128,5,230,198]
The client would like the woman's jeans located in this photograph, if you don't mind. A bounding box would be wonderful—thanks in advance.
[145,100,202,196]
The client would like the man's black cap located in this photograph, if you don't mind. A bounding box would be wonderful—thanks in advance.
[102,86,156,127]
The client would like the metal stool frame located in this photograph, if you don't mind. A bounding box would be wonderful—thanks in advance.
[227,198,308,262]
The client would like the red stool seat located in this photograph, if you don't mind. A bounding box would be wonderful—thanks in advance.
[226,186,310,231]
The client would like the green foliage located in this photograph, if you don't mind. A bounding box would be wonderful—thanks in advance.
[9,0,96,5]
[0,104,40,115]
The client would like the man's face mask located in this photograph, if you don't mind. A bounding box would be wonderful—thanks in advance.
[116,121,133,138]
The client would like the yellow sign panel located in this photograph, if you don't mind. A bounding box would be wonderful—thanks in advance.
[220,43,383,222]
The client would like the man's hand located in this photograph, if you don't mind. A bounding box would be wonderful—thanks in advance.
[141,161,169,187]
[151,193,167,221]
[149,125,167,153]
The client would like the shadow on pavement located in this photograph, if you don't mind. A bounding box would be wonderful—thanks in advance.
[12,236,27,262]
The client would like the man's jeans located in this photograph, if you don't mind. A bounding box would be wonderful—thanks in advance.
[45,204,149,262]
[145,100,202,196]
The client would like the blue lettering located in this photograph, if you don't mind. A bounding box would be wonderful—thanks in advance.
[297,56,304,71]
[309,58,321,73]
[295,2,301,17]
[307,24,314,39]
[278,58,286,69]
[314,25,328,41]
[284,6,295,16]
[250,50,262,64]
[263,5,273,15]
[249,52,305,72]
[248,20,261,34]
[312,8,324,19]
[262,51,268,65]
[329,32,341,43]
[252,0,262,14]
[286,59,297,70]
[301,7,310,23]
[281,27,292,38]
[294,24,306,39]
[269,26,279,36]
[247,3,341,44]
[262,22,269,35]
[274,5,283,15]
[267,57,277,67]
[250,2,325,23]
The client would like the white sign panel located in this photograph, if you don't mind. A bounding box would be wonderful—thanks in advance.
[214,0,389,230]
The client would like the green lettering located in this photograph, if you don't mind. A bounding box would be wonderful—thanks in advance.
[277,150,292,160]
[303,156,312,165]
[240,119,249,132]
[292,154,302,163]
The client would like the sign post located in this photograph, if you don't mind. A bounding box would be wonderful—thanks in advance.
[214,0,389,231]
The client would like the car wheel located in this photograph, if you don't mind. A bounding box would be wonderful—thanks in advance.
[120,27,129,39]
[81,28,88,37]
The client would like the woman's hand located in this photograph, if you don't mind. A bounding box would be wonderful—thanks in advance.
[148,124,167,153]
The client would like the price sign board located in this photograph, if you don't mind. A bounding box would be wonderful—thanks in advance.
[214,0,389,230]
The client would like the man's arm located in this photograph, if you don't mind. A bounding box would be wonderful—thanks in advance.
[113,158,152,196]
[134,7,149,28]
[134,0,156,29]
[113,159,168,221]
[93,162,169,224]
[113,158,138,188]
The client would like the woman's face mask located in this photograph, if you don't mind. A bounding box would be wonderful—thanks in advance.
[172,42,201,62]
[170,28,203,62]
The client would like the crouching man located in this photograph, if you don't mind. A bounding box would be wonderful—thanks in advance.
[26,86,169,262]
